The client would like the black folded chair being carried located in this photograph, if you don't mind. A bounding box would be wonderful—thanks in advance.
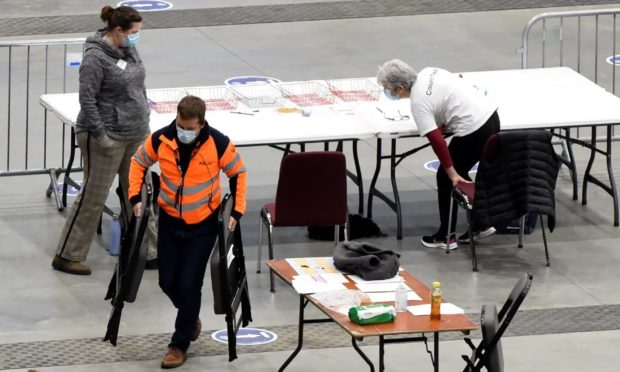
[103,183,151,346]
[210,193,253,362]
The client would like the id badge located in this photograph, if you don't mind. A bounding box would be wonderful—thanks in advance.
[116,59,127,70]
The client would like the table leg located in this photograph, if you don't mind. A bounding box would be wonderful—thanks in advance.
[581,125,596,207]
[352,337,375,372]
[605,125,619,226]
[47,168,64,211]
[279,295,306,372]
[367,138,383,219]
[379,335,385,372]
[390,139,403,240]
[353,140,364,215]
[563,129,579,201]
[433,332,439,372]
[62,127,77,208]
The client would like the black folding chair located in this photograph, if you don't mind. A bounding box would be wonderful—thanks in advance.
[103,183,151,345]
[210,193,253,361]
[462,273,533,372]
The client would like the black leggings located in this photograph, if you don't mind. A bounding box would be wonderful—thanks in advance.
[436,111,500,236]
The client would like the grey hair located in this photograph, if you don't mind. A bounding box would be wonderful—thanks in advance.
[376,59,417,91]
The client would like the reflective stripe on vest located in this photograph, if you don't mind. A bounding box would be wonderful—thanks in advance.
[159,187,218,213]
[223,152,245,174]
[160,172,218,196]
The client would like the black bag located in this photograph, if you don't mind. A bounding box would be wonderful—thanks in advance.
[333,241,400,280]
[308,214,386,241]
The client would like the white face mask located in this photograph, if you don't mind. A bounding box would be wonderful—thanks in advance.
[176,126,198,144]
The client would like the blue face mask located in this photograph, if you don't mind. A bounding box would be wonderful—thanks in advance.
[123,32,140,48]
[176,126,199,144]
[384,88,400,101]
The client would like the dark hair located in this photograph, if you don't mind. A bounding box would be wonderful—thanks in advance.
[100,5,142,31]
[177,96,206,125]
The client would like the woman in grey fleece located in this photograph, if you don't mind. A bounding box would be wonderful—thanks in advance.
[52,5,150,275]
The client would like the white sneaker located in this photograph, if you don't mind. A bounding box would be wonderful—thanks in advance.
[458,227,496,244]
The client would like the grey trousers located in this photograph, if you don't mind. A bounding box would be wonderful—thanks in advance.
[56,131,151,262]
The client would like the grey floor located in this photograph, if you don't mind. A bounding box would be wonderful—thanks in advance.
[2,1,620,371]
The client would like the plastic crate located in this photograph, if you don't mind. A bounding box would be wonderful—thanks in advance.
[146,88,186,114]
[326,78,381,102]
[185,86,240,111]
[277,81,339,107]
[229,83,288,109]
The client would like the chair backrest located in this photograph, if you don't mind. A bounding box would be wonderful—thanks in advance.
[481,304,504,372]
[498,272,533,321]
[473,130,560,231]
[274,151,347,227]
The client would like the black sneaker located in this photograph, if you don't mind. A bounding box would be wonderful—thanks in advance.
[458,227,496,244]
[421,233,457,250]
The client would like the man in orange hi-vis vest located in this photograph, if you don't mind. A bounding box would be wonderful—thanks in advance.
[128,95,247,369]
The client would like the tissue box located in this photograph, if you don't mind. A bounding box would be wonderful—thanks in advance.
[348,304,396,325]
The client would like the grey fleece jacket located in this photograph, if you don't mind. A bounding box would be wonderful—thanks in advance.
[75,29,150,141]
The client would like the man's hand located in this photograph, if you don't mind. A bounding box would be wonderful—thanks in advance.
[133,202,142,217]
[228,216,238,231]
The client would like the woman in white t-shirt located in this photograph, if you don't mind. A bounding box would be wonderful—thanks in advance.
[377,59,500,250]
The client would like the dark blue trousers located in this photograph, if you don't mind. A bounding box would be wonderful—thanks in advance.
[157,210,218,352]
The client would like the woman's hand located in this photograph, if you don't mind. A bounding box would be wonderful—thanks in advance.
[446,166,472,187]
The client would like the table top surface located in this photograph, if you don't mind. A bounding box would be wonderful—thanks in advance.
[266,258,478,338]
[40,67,620,145]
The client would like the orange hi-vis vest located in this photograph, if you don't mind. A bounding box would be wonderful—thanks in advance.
[129,123,247,224]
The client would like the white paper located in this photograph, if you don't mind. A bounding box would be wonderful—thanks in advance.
[286,257,340,275]
[407,303,465,316]
[292,275,347,294]
[293,273,348,283]
[355,282,412,293]
[366,291,422,302]
[348,273,403,284]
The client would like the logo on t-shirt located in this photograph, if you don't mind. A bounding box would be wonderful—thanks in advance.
[426,68,439,96]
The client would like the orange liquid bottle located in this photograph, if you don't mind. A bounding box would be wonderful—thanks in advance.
[430,281,442,321]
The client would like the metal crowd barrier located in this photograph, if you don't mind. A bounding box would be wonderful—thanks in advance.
[520,8,620,223]
[0,38,85,208]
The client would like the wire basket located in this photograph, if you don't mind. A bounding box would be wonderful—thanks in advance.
[185,86,240,111]
[277,81,339,107]
[325,78,382,102]
[229,83,288,109]
[147,88,187,114]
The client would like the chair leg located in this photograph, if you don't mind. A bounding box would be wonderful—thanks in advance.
[257,217,264,273]
[446,192,455,254]
[518,215,526,248]
[267,222,276,293]
[334,224,339,246]
[539,215,551,267]
[465,210,478,272]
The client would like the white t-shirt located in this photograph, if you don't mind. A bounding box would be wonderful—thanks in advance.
[410,67,498,137]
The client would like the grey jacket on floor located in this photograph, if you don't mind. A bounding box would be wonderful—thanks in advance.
[76,29,150,141]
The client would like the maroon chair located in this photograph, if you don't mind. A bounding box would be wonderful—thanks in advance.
[257,151,348,292]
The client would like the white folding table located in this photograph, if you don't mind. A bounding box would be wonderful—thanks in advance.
[39,91,376,211]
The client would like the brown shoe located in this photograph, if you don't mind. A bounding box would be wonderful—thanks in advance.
[191,318,201,341]
[51,254,91,275]
[161,346,187,369]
